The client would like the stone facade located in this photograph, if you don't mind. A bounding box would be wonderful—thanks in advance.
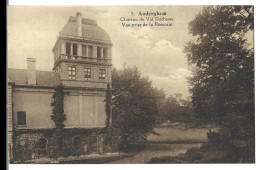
[8,12,117,163]
[12,129,119,162]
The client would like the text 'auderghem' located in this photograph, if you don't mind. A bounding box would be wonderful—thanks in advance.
[138,11,167,16]
[120,11,174,28]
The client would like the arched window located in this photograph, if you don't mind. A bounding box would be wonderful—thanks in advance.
[73,136,81,146]
[36,138,47,156]
[105,135,111,145]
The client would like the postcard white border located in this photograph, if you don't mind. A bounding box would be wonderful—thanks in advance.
[7,0,259,170]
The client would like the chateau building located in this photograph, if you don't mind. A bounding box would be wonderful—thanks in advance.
[8,12,117,163]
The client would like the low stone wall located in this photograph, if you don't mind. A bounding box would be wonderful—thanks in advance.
[12,129,120,163]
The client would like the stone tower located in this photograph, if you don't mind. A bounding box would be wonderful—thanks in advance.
[52,12,113,128]
[52,12,112,89]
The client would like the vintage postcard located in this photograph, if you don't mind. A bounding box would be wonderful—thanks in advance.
[7,5,254,165]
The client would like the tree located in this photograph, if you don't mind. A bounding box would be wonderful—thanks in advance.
[185,6,254,122]
[185,6,254,162]
[153,88,166,124]
[162,95,179,122]
[159,95,196,123]
[111,66,159,151]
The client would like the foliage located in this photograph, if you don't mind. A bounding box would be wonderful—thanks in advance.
[185,5,254,162]
[51,84,67,128]
[111,66,159,151]
[185,6,254,122]
[50,84,67,158]
[105,83,112,128]
[157,94,196,123]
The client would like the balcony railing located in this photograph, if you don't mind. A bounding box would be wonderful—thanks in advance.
[57,54,111,64]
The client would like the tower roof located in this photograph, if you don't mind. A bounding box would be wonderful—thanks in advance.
[60,16,111,43]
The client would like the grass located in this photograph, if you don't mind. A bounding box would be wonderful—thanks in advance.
[148,123,219,144]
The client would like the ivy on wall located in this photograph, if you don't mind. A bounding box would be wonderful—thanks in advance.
[50,84,67,158]
[105,83,112,128]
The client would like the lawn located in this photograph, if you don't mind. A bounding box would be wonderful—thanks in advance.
[148,123,219,144]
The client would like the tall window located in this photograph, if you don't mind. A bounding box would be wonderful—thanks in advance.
[73,43,77,55]
[84,68,91,80]
[17,111,26,125]
[99,69,106,80]
[97,47,102,62]
[68,66,76,80]
[88,46,93,58]
[66,43,71,55]
[103,48,107,59]
[82,45,86,57]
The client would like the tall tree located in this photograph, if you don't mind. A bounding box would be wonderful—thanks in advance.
[185,6,254,162]
[185,6,254,122]
[111,66,159,151]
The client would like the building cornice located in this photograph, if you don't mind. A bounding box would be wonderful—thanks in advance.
[59,34,113,45]
[53,58,112,70]
[52,35,113,52]
[12,84,107,91]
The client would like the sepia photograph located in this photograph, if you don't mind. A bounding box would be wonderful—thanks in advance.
[7,5,254,164]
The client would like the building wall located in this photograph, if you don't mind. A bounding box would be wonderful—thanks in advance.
[12,88,55,129]
[59,62,111,82]
[13,129,119,162]
[59,61,111,88]
[12,87,107,130]
[63,90,106,128]
[8,84,14,162]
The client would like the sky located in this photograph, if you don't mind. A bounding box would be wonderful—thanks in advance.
[8,6,206,99]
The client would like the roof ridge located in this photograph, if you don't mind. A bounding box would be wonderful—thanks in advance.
[8,68,56,73]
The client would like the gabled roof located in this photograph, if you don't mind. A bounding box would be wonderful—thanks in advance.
[60,16,111,42]
[8,68,60,87]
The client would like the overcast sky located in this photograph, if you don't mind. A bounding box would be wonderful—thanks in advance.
[8,6,206,99]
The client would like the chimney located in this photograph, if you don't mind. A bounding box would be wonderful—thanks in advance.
[76,12,82,37]
[27,58,36,85]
